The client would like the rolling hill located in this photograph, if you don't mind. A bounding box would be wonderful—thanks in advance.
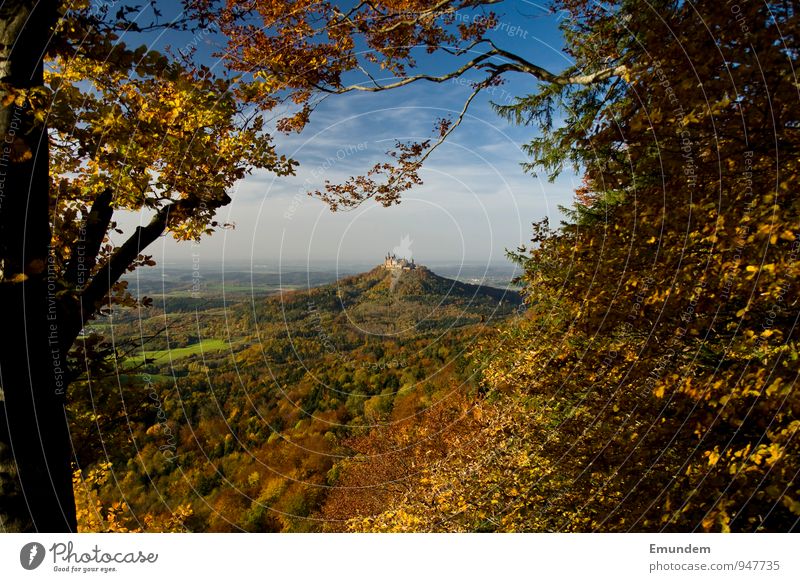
[73,262,524,531]
[244,263,523,336]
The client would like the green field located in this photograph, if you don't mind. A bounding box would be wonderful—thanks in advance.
[125,338,232,366]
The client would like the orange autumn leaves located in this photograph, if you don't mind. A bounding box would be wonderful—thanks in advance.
[316,1,800,532]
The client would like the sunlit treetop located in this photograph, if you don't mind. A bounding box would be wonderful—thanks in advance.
[21,1,298,317]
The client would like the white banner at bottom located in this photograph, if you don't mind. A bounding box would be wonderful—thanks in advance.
[0,533,796,581]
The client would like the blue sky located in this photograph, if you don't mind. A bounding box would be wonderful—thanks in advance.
[115,1,580,271]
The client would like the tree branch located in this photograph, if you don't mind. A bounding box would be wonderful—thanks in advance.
[329,48,498,93]
[78,207,171,318]
[333,41,626,94]
[353,0,504,36]
[78,195,228,318]
[313,76,489,209]
[414,77,487,167]
[64,188,113,288]
[486,42,627,85]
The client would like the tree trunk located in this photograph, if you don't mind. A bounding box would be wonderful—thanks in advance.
[0,1,75,532]
[0,281,77,532]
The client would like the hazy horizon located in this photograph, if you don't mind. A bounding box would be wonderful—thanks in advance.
[111,5,577,269]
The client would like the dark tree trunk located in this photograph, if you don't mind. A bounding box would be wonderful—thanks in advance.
[0,282,77,532]
[0,1,75,532]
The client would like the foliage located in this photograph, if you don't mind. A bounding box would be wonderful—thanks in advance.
[22,0,798,533]
[72,265,511,531]
[200,0,623,208]
[74,462,193,532]
[333,0,800,532]
[45,2,297,320]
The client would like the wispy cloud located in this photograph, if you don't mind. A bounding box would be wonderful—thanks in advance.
[116,68,578,268]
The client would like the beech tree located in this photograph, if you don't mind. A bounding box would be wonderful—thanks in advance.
[0,1,296,532]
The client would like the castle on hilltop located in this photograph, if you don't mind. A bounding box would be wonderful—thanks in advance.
[383,253,416,271]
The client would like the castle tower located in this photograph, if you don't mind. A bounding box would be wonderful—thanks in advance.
[383,252,419,270]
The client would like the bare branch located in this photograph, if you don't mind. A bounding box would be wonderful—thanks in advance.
[312,76,491,209]
[486,41,626,85]
[333,41,625,95]
[414,77,487,167]
[333,48,497,93]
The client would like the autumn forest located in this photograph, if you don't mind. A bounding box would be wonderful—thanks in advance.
[0,0,798,535]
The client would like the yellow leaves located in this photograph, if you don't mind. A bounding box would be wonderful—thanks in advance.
[706,448,720,466]
[679,110,701,126]
[742,263,778,280]
[720,514,732,533]
[710,94,732,115]
[700,514,715,532]
[739,443,785,469]
[781,496,800,516]
[0,91,15,107]
[763,444,784,467]
[74,462,147,532]
[9,272,28,283]
[45,35,296,223]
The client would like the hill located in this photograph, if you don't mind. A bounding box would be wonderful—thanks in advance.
[73,262,524,532]
[339,264,516,302]
[245,263,522,336]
